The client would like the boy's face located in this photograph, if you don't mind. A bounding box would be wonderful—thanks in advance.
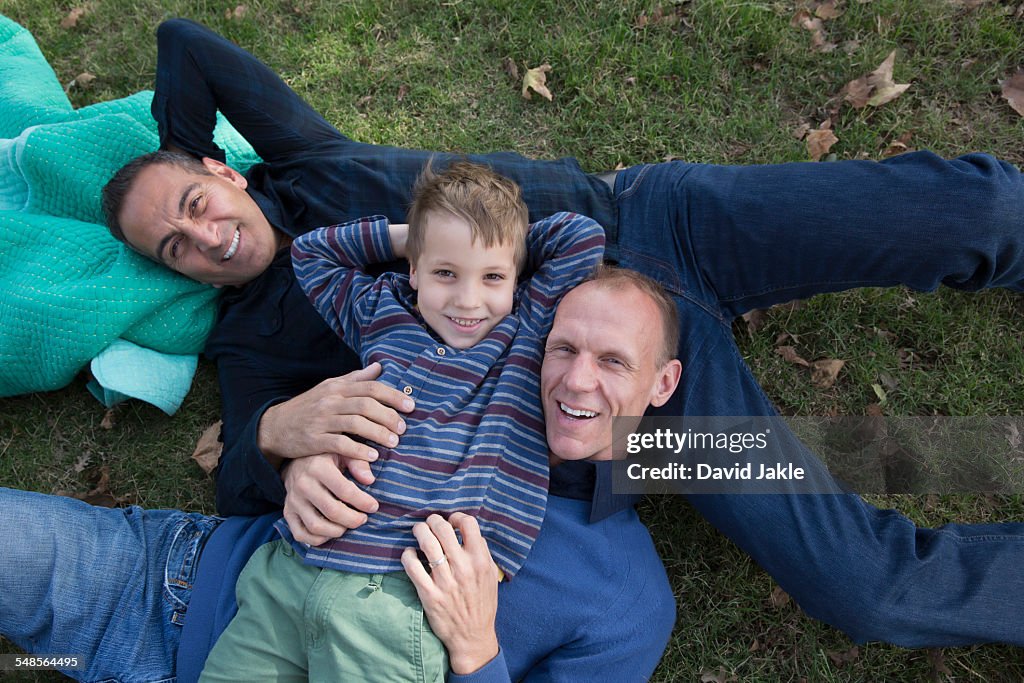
[409,211,518,349]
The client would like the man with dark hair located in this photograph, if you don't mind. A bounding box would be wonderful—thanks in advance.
[105,17,1024,648]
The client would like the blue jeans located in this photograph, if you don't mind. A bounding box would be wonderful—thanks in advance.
[614,155,1024,646]
[0,487,219,682]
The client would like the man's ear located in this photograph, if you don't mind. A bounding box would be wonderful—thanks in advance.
[201,157,248,189]
[649,359,682,408]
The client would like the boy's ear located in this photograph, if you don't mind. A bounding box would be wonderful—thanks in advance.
[408,262,419,290]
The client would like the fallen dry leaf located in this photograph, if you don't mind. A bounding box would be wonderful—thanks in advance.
[741,309,769,336]
[776,345,810,367]
[56,466,132,508]
[866,402,884,417]
[64,71,96,93]
[522,64,553,101]
[927,648,952,679]
[806,127,839,161]
[397,84,409,102]
[1006,421,1022,450]
[700,668,737,683]
[791,10,836,51]
[356,94,373,109]
[502,56,519,82]
[843,51,910,109]
[843,77,873,108]
[1000,71,1024,118]
[826,646,860,666]
[883,131,914,157]
[60,6,91,29]
[866,50,910,106]
[815,0,845,19]
[225,4,248,19]
[635,5,683,29]
[769,585,791,608]
[792,122,811,140]
[191,421,224,475]
[811,358,845,389]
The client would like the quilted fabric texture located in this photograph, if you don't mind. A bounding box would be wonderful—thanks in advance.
[0,14,260,403]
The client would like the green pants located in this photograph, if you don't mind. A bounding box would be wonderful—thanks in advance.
[199,539,447,682]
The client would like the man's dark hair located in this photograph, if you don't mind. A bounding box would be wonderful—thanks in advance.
[101,150,211,246]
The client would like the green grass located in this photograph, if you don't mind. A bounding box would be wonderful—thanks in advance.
[3,0,1024,680]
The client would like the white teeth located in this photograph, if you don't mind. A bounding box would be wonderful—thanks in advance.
[449,317,482,327]
[222,229,240,261]
[560,402,597,418]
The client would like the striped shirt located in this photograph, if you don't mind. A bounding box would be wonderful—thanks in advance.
[282,212,605,576]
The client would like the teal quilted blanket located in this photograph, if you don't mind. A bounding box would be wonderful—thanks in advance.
[0,15,259,401]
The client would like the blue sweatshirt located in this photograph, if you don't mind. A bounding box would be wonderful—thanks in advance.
[176,496,674,682]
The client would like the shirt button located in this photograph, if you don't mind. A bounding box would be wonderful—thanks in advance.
[403,386,413,395]
[437,347,446,356]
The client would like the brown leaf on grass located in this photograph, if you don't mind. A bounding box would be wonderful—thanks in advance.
[883,131,914,157]
[740,309,769,336]
[57,466,132,508]
[843,51,910,109]
[776,345,810,367]
[1006,421,1022,450]
[843,76,873,108]
[1000,71,1024,118]
[866,402,884,417]
[700,668,737,683]
[811,359,845,389]
[191,421,224,475]
[225,4,248,20]
[815,0,845,19]
[806,127,839,161]
[927,648,952,680]
[60,6,91,29]
[397,84,409,102]
[791,10,836,51]
[502,56,519,82]
[356,94,373,109]
[792,122,811,140]
[100,408,116,430]
[65,72,96,93]
[769,585,791,608]
[522,64,553,101]
[866,51,910,106]
[71,453,91,474]
[635,6,683,29]
[826,646,861,666]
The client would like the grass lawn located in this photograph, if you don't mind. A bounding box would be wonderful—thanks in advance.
[2,0,1024,680]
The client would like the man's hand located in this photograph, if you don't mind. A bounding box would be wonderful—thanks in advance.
[402,513,501,675]
[282,452,380,545]
[257,362,413,468]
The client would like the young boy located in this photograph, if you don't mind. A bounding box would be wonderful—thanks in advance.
[200,161,604,682]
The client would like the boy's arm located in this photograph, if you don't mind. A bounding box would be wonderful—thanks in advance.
[291,217,408,350]
[516,212,605,332]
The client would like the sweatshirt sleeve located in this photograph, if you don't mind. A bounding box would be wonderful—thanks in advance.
[515,212,605,335]
[290,215,396,354]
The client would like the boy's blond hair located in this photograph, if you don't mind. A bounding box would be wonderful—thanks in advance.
[407,160,529,272]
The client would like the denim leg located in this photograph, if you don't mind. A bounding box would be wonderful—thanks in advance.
[610,161,1024,647]
[615,152,1024,318]
[0,487,219,682]
[618,258,1024,646]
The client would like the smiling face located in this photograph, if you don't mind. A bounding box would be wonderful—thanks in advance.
[408,210,518,349]
[541,280,682,463]
[117,157,283,287]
